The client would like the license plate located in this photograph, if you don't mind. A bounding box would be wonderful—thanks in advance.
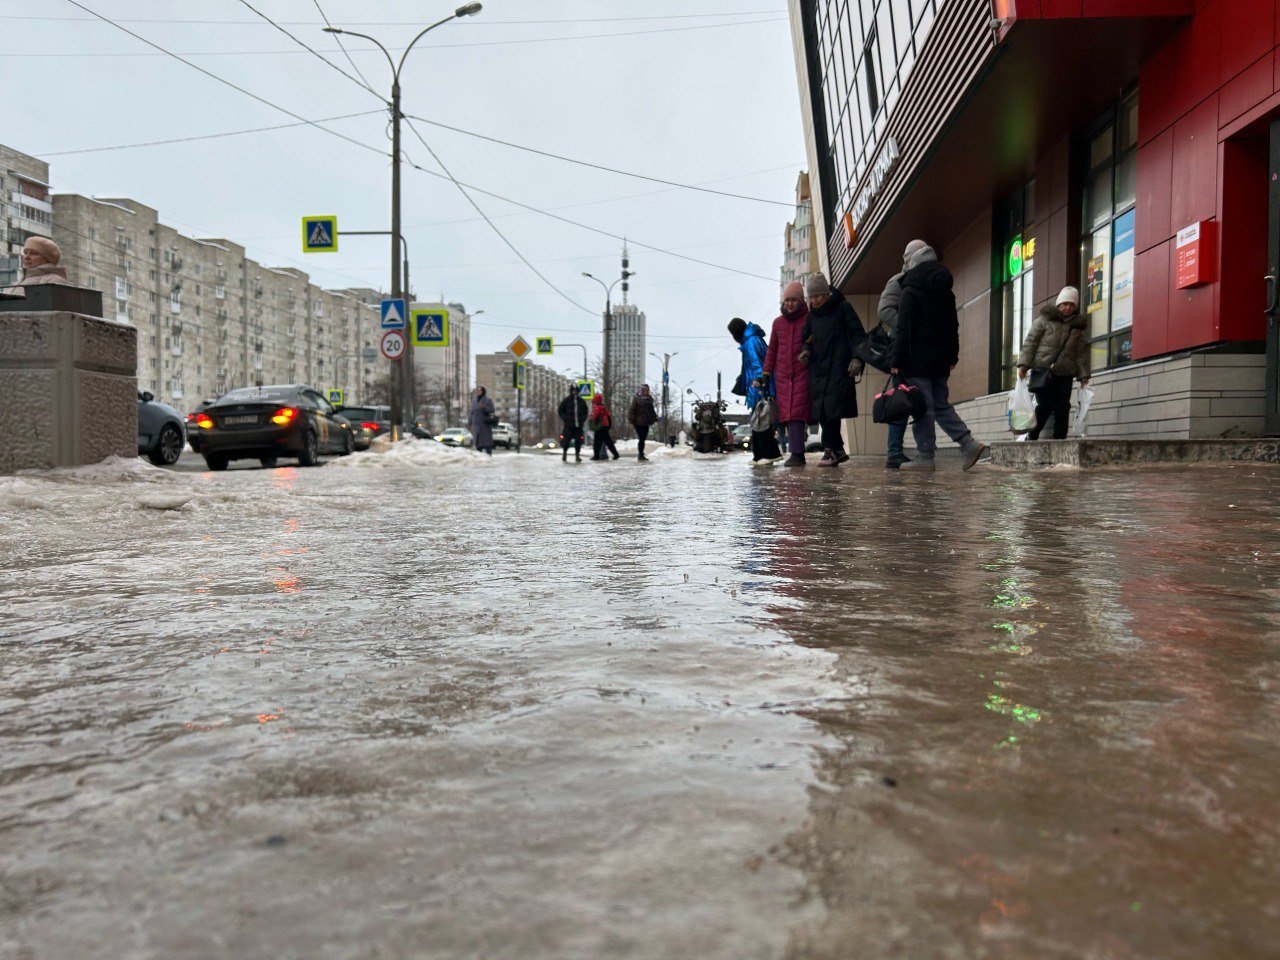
[223,415,258,425]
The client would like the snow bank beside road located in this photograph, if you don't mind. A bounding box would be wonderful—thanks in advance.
[327,438,493,469]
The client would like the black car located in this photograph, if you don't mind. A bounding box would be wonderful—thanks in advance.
[137,391,186,466]
[192,384,353,470]
[334,404,391,451]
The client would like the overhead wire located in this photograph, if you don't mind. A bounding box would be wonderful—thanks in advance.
[232,0,381,98]
[3,11,787,26]
[309,0,376,94]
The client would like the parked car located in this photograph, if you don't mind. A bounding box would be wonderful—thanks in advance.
[137,391,186,466]
[731,423,752,451]
[535,437,560,451]
[334,404,391,450]
[183,401,212,454]
[191,384,353,470]
[491,421,518,449]
[435,428,473,448]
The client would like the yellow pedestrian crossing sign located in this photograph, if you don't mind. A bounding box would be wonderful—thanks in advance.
[327,388,344,406]
[576,379,595,400]
[302,215,338,253]
[411,307,449,347]
[536,337,553,355]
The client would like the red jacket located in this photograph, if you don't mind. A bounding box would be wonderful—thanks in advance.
[590,395,611,428]
[764,306,811,423]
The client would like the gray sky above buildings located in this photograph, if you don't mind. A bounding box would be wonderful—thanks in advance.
[3,0,804,396]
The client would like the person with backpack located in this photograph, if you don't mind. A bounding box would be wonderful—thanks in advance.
[797,273,866,467]
[729,317,781,464]
[627,384,659,461]
[889,240,988,472]
[558,385,588,462]
[757,280,811,467]
[1017,286,1091,440]
[590,392,619,461]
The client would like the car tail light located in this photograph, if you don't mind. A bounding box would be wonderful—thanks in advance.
[270,407,298,425]
[195,413,213,429]
[361,422,379,431]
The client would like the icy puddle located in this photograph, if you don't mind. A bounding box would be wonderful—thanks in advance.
[1,450,1278,959]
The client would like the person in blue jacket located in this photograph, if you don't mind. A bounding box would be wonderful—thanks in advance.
[729,317,781,464]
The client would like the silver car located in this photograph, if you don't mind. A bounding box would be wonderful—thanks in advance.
[137,391,186,466]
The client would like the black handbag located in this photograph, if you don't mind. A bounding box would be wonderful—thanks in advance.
[856,322,895,374]
[484,413,500,427]
[872,375,926,424]
[1028,330,1079,391]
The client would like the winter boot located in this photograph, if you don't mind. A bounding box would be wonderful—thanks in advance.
[575,452,582,462]
[562,449,568,462]
[900,451,936,472]
[817,449,838,468]
[782,454,806,467]
[885,452,912,469]
[834,449,850,464]
[959,434,988,472]
[638,453,649,462]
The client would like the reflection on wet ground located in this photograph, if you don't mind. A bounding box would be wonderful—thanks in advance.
[1,456,1278,959]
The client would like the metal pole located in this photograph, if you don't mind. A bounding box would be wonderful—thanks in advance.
[516,365,522,455]
[390,79,405,439]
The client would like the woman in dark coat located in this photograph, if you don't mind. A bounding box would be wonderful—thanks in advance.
[468,386,496,455]
[800,273,867,467]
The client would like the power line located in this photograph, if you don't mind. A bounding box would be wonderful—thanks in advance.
[403,119,593,315]
[405,114,790,207]
[3,11,786,26]
[232,0,381,98]
[310,0,375,94]
[1,16,789,56]
[34,110,384,156]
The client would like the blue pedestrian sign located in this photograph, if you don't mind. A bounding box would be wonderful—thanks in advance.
[411,307,449,347]
[380,298,407,330]
[301,215,338,253]
[536,337,553,355]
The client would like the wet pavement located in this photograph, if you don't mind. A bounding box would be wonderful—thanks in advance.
[1,448,1278,960]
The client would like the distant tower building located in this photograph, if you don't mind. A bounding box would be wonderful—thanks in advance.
[780,171,819,294]
[603,244,644,433]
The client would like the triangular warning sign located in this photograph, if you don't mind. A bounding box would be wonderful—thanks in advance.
[384,301,403,324]
[308,222,332,246]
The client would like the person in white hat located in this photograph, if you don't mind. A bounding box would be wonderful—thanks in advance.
[1017,285,1090,440]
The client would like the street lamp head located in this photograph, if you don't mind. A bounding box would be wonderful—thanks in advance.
[322,26,343,33]
[455,2,482,16]
[581,272,595,279]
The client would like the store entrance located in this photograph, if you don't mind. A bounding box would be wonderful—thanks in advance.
[1267,121,1280,435]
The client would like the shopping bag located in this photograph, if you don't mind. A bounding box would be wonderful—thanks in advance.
[750,396,776,432]
[1007,378,1036,434]
[1075,384,1095,437]
[872,375,925,424]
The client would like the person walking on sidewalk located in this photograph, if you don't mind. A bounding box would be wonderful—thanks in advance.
[469,386,496,456]
[729,317,782,464]
[628,384,659,461]
[1017,286,1091,440]
[889,240,988,472]
[590,392,619,460]
[876,269,911,469]
[558,385,588,462]
[758,280,812,467]
[799,273,866,468]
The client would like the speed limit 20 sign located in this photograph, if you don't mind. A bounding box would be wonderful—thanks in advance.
[380,329,407,361]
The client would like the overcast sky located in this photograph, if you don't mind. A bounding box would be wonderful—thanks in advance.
[3,0,804,397]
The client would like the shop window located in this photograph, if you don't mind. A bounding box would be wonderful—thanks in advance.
[994,180,1037,392]
[1080,89,1138,369]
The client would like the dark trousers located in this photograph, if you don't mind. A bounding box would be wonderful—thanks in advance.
[784,420,807,457]
[751,429,781,460]
[1029,374,1073,440]
[819,418,844,452]
[561,429,582,458]
[636,424,650,456]
[593,427,618,459]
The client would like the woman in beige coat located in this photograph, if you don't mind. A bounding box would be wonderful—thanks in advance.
[1017,286,1090,440]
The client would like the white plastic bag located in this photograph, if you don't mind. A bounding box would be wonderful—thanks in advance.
[1007,378,1036,434]
[1075,384,1095,437]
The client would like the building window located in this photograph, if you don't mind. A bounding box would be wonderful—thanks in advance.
[994,180,1037,393]
[1080,89,1138,370]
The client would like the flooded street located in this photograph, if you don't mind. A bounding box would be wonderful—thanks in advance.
[2,448,1279,960]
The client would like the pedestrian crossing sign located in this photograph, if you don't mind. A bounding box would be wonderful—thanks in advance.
[411,307,449,347]
[327,388,344,406]
[576,379,595,400]
[301,215,338,253]
[536,337,553,355]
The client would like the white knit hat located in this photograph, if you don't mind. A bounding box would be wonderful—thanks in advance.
[1056,286,1079,307]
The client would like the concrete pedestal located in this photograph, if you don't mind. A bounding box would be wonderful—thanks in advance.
[0,310,137,473]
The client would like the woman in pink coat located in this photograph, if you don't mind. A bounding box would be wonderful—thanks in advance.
[760,280,812,466]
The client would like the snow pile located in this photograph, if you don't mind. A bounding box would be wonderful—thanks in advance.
[0,477,55,510]
[33,455,178,485]
[327,438,493,469]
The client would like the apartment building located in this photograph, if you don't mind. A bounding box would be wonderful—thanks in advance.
[476,352,573,441]
[780,171,819,293]
[412,300,472,420]
[52,194,380,409]
[0,144,52,286]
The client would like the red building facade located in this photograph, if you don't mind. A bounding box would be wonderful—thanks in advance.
[792,0,1280,439]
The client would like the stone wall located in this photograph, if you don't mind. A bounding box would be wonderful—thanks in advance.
[0,311,137,472]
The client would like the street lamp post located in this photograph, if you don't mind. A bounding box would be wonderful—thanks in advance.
[324,2,483,439]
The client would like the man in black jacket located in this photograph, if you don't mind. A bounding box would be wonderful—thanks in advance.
[558,386,588,462]
[888,240,988,472]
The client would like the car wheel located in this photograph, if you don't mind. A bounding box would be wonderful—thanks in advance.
[298,430,319,467]
[204,454,229,471]
[341,432,353,456]
[259,456,278,468]
[149,423,183,466]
